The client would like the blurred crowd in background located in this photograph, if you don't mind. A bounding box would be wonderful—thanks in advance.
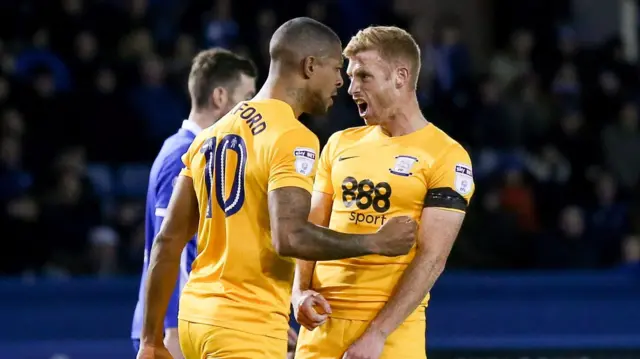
[1,0,639,277]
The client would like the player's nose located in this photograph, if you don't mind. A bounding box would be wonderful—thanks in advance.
[347,80,357,96]
[336,73,344,89]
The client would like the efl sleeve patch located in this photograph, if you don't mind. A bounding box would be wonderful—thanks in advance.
[454,164,473,196]
[294,147,316,176]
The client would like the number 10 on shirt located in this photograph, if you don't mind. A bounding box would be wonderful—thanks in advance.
[202,134,248,218]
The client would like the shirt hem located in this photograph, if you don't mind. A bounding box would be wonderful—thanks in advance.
[178,314,288,341]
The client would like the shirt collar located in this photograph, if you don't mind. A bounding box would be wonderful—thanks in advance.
[181,119,202,136]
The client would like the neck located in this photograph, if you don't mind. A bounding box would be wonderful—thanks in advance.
[379,94,427,136]
[188,107,223,129]
[254,64,305,118]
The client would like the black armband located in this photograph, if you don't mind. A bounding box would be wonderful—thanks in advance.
[423,187,467,211]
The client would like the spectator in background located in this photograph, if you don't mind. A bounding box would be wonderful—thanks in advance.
[505,75,553,148]
[146,0,184,46]
[129,54,187,143]
[14,28,71,92]
[454,188,524,269]
[551,63,581,113]
[472,75,513,149]
[68,31,100,90]
[542,26,588,86]
[40,147,101,276]
[255,9,277,71]
[166,34,197,88]
[536,205,598,269]
[70,67,146,163]
[49,0,93,58]
[500,166,538,235]
[1,109,25,139]
[117,27,156,79]
[203,0,239,49]
[0,136,31,202]
[552,111,599,202]
[589,172,629,266]
[526,144,571,226]
[430,18,471,99]
[601,37,637,89]
[21,66,75,168]
[425,16,472,136]
[0,136,41,275]
[0,76,11,108]
[620,234,640,270]
[89,225,121,276]
[114,197,146,273]
[490,29,534,93]
[602,103,640,189]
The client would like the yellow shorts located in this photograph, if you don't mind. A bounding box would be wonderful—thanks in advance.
[295,317,426,359]
[178,320,287,359]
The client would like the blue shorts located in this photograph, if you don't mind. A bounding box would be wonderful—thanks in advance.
[132,339,140,354]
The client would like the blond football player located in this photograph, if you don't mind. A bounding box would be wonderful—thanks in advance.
[293,26,475,359]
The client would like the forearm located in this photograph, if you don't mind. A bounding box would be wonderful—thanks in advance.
[141,236,183,345]
[292,259,316,297]
[367,251,446,337]
[286,222,375,260]
[164,272,182,329]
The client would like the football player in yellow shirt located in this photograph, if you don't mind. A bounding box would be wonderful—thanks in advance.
[293,26,475,359]
[137,18,418,359]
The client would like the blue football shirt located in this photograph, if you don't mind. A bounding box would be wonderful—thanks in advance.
[131,120,201,339]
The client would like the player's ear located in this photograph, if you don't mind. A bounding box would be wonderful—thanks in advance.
[302,56,316,79]
[211,87,228,110]
[395,67,410,89]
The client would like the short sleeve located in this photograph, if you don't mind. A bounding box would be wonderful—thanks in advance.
[154,161,183,214]
[424,144,475,212]
[312,132,340,195]
[268,128,320,194]
[179,140,198,178]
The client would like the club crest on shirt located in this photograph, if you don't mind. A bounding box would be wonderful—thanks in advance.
[293,147,316,176]
[389,155,418,177]
[454,163,473,195]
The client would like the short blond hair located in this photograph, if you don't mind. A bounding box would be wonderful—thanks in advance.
[344,26,421,88]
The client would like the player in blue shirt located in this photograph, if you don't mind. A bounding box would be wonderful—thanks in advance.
[132,48,257,358]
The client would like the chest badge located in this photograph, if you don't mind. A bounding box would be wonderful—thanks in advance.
[389,155,418,177]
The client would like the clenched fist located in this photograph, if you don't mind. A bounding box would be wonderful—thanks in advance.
[371,216,417,257]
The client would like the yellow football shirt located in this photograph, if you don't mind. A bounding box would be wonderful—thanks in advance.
[312,124,474,321]
[178,99,320,339]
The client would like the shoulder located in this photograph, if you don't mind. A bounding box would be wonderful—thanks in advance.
[274,121,320,148]
[324,125,372,149]
[421,124,471,163]
[155,134,194,174]
[186,127,213,152]
[246,99,296,125]
[332,125,372,141]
